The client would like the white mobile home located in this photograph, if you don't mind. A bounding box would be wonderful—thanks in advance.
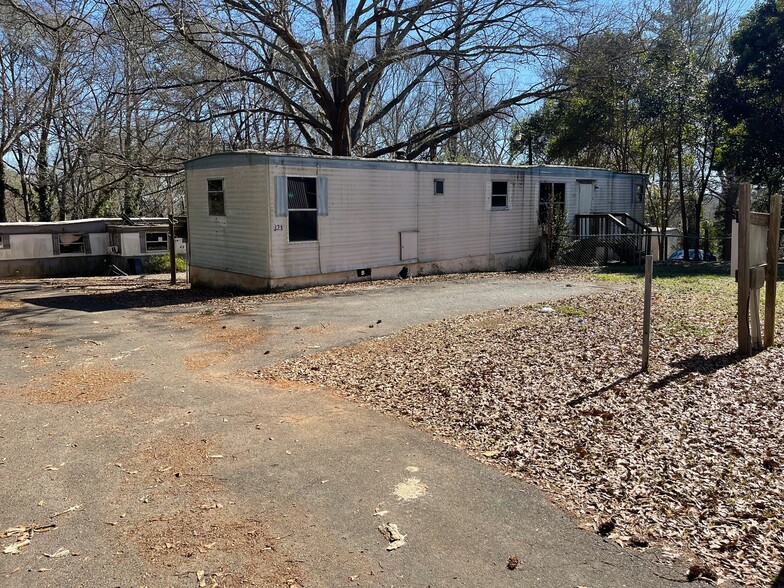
[184,152,646,291]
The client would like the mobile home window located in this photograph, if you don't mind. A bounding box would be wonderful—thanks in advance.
[539,182,566,224]
[288,177,318,242]
[491,181,508,208]
[207,179,225,216]
[145,232,168,252]
[0,234,9,249]
[434,179,445,195]
[635,183,644,202]
[58,233,86,254]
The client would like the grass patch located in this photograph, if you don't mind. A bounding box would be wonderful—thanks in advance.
[663,318,714,337]
[595,261,730,280]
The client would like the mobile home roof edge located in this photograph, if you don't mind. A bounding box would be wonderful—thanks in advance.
[184,150,648,178]
[0,217,171,234]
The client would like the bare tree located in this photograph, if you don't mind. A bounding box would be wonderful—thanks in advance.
[0,5,49,221]
[154,0,584,158]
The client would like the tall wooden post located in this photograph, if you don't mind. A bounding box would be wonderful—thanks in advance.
[764,194,782,348]
[642,255,653,371]
[168,213,176,285]
[737,184,751,355]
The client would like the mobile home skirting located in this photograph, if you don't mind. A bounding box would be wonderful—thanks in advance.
[190,250,529,292]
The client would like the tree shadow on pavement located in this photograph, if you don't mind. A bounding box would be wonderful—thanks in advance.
[22,287,231,312]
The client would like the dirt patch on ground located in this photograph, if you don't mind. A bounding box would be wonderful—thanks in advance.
[183,351,231,371]
[172,311,265,353]
[0,299,23,310]
[6,326,49,340]
[204,325,265,347]
[117,435,302,587]
[26,364,134,404]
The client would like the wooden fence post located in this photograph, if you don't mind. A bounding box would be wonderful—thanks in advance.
[764,194,782,348]
[642,255,653,372]
[168,213,176,285]
[738,184,752,356]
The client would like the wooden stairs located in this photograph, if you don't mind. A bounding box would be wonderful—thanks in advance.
[561,213,652,265]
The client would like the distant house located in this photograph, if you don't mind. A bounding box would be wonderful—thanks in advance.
[0,218,186,278]
[184,152,646,291]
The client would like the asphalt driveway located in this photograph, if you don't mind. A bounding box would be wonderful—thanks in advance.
[0,273,694,587]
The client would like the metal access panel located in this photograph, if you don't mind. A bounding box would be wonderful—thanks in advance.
[400,231,418,261]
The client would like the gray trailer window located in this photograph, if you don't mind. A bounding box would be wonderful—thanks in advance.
[55,233,90,254]
[288,177,318,242]
[145,232,168,252]
[539,182,566,224]
[491,181,508,208]
[207,179,225,216]
[0,234,9,249]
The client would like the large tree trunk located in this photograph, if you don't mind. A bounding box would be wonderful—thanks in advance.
[720,171,738,261]
[677,108,689,260]
[34,47,62,222]
[0,159,6,223]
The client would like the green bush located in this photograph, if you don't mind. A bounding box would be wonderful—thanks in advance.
[143,254,187,274]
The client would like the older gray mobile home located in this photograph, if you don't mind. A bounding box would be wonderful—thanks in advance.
[0,218,186,278]
[184,152,646,291]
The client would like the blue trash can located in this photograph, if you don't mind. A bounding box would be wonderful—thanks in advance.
[128,258,143,274]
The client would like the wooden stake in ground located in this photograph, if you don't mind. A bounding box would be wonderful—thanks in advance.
[737,184,751,356]
[642,255,653,372]
[764,194,782,348]
[168,213,176,285]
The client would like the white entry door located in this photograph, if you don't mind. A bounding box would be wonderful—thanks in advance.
[577,181,593,215]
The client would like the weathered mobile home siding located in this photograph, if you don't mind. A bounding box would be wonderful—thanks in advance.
[417,167,529,261]
[267,158,419,277]
[119,232,142,256]
[0,232,106,277]
[417,168,487,261]
[588,171,645,218]
[265,158,533,277]
[186,153,269,278]
[90,233,110,255]
[0,234,55,260]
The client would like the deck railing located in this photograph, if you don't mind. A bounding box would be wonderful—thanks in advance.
[568,213,652,264]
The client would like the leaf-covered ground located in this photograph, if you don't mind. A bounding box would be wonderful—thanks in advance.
[263,268,784,586]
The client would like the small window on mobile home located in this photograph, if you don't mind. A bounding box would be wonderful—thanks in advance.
[635,183,644,202]
[491,181,508,208]
[434,179,445,195]
[145,232,168,252]
[287,177,318,242]
[207,179,225,216]
[539,182,566,224]
[58,233,86,254]
[0,234,9,249]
